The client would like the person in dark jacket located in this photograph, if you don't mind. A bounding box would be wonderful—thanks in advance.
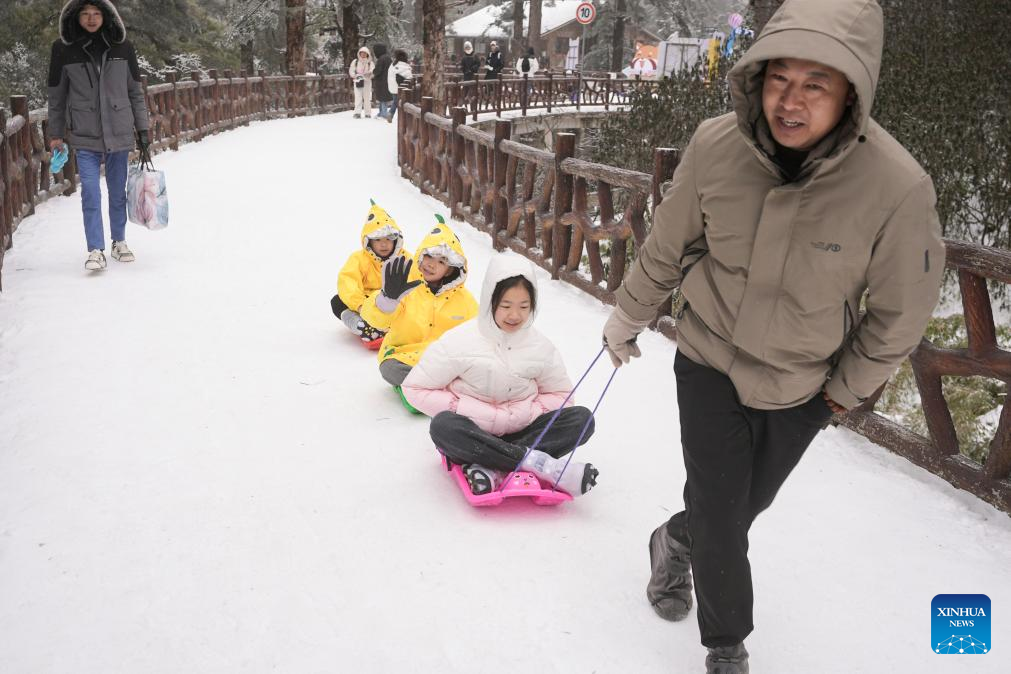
[47,0,150,272]
[484,40,504,80]
[372,43,394,120]
[460,41,480,82]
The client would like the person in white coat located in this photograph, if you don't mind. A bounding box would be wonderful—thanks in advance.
[386,48,413,122]
[402,254,600,497]
[349,46,374,118]
[516,47,539,76]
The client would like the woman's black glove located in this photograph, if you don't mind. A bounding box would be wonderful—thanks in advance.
[137,130,150,152]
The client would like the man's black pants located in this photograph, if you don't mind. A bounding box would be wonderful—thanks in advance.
[667,351,833,648]
[431,407,595,472]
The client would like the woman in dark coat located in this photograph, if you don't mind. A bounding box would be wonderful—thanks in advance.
[372,43,394,120]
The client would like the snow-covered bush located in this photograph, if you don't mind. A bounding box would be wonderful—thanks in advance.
[0,42,46,114]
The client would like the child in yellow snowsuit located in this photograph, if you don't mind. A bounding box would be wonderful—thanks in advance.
[361,216,478,403]
[331,200,412,346]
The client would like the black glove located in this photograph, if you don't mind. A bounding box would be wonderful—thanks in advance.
[137,130,150,152]
[375,257,423,313]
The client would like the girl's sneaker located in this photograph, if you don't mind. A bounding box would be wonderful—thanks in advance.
[519,449,598,496]
[111,241,135,262]
[463,464,503,495]
[85,249,107,271]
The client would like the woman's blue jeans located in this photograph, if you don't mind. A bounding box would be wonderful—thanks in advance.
[76,149,129,251]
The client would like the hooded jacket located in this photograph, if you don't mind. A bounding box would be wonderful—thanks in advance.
[402,255,572,435]
[372,43,393,102]
[361,221,478,369]
[460,43,480,82]
[614,0,944,411]
[46,0,149,153]
[387,60,413,97]
[337,201,411,312]
[350,49,375,79]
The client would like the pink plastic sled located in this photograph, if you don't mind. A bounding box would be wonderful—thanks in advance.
[440,454,572,507]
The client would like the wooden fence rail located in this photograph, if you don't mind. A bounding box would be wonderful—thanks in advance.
[0,70,356,288]
[396,93,1011,514]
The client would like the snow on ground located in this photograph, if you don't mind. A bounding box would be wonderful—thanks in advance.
[1,112,1009,674]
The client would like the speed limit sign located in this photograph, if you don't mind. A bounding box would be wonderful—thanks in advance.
[575,2,596,25]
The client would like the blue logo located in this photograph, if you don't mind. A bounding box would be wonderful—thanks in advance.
[932,594,990,654]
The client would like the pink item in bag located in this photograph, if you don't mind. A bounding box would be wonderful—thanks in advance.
[126,160,169,230]
[440,453,572,507]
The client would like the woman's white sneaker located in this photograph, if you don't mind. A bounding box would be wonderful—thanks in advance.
[111,241,135,262]
[85,249,107,271]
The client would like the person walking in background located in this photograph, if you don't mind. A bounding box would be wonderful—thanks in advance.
[372,43,393,121]
[516,47,539,77]
[46,0,150,272]
[349,46,374,119]
[460,41,480,82]
[485,40,504,80]
[601,0,944,671]
[386,49,413,123]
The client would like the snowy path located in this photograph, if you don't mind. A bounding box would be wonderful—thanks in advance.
[1,112,1009,674]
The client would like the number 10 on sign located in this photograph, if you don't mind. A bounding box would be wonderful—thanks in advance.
[576,2,596,25]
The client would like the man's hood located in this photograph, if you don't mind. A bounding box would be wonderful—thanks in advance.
[359,200,404,261]
[373,43,388,58]
[728,0,883,158]
[478,254,539,341]
[60,0,126,45]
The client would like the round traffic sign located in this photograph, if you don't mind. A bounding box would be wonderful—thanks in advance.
[575,2,596,25]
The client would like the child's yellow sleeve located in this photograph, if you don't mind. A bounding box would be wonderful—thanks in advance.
[336,252,367,312]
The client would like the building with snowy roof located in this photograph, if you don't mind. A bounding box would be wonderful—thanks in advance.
[447,0,660,72]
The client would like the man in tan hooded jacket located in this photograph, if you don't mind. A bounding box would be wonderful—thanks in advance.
[602,0,944,671]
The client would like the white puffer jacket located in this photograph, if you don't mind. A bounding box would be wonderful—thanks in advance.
[387,60,413,96]
[402,254,572,436]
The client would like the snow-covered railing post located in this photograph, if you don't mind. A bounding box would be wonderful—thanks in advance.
[546,72,554,113]
[166,72,181,150]
[491,119,511,252]
[11,97,33,223]
[189,71,204,141]
[450,106,466,219]
[550,132,575,280]
[419,97,433,192]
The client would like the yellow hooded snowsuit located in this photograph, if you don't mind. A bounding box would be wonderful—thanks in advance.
[337,201,412,312]
[361,220,478,368]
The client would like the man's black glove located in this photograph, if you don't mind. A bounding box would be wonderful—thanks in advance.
[375,257,423,313]
[137,130,150,153]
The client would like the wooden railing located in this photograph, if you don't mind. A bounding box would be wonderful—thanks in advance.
[398,93,1011,514]
[0,69,355,288]
[444,74,652,121]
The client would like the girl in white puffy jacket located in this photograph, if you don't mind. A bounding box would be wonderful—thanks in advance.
[402,254,599,496]
[349,46,374,118]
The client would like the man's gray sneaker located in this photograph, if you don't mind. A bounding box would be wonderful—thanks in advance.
[110,241,135,262]
[706,643,749,674]
[84,249,107,271]
[646,523,693,621]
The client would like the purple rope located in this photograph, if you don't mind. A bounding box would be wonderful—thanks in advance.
[498,346,610,493]
[550,365,618,492]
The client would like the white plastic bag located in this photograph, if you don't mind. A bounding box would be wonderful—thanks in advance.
[126,152,169,230]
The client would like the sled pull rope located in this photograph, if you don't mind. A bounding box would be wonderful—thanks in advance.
[502,346,614,493]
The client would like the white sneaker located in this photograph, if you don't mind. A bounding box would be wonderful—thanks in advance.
[85,249,107,271]
[111,241,135,262]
